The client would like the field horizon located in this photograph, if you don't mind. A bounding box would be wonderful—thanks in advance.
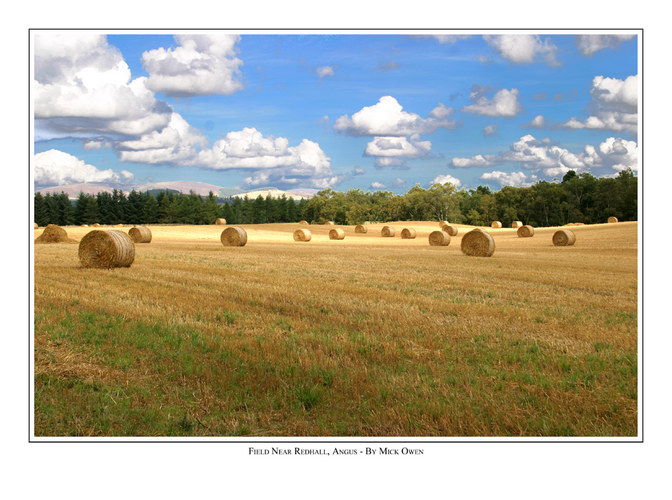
[33,220,639,437]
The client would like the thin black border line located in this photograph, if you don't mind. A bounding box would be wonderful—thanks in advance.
[29,28,644,444]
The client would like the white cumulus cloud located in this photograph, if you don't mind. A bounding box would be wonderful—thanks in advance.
[480,170,529,187]
[431,173,462,187]
[141,34,244,97]
[575,35,635,56]
[316,66,335,78]
[34,149,134,186]
[483,35,559,66]
[462,87,523,117]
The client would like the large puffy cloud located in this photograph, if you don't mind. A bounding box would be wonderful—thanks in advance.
[480,171,530,187]
[34,149,134,186]
[364,135,432,167]
[34,34,172,139]
[461,87,523,117]
[562,75,638,134]
[334,96,457,136]
[449,134,638,181]
[431,173,462,187]
[141,34,244,97]
[575,35,635,56]
[483,35,559,66]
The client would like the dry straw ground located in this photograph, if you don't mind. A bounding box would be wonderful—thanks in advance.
[33,221,638,437]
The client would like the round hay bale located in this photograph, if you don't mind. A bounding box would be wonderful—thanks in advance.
[461,229,495,257]
[355,224,368,233]
[491,221,502,229]
[381,226,395,237]
[78,230,135,268]
[80,224,89,227]
[92,223,100,227]
[34,222,38,229]
[512,221,523,228]
[299,220,309,225]
[439,221,449,229]
[116,223,124,227]
[401,228,416,239]
[293,228,312,242]
[128,226,152,243]
[324,221,335,226]
[35,224,69,244]
[329,228,345,240]
[221,226,247,246]
[215,218,227,225]
[552,229,576,246]
[517,225,535,238]
[442,224,458,236]
[608,216,619,223]
[428,230,450,246]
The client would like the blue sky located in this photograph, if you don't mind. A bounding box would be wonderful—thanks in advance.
[33,31,639,194]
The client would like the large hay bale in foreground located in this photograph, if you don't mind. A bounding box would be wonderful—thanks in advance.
[293,228,312,242]
[78,230,135,268]
[128,226,152,243]
[517,225,535,238]
[381,226,395,237]
[35,224,69,244]
[552,229,576,246]
[512,221,523,228]
[329,228,345,240]
[442,224,458,236]
[215,218,227,225]
[491,221,502,229]
[608,216,619,223]
[401,228,416,239]
[428,230,450,246]
[355,224,368,233]
[221,226,247,246]
[461,229,495,257]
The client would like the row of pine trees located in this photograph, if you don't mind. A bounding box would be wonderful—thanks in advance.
[34,169,637,228]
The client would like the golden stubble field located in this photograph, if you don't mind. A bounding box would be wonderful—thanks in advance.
[33,221,638,437]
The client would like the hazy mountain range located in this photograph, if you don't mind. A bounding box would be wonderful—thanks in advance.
[34,181,318,200]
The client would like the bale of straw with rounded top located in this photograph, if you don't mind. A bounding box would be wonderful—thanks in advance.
[491,221,502,229]
[439,221,449,228]
[78,230,135,268]
[608,216,619,223]
[293,228,312,242]
[80,224,88,227]
[215,218,227,225]
[512,221,523,228]
[221,226,247,246]
[461,229,495,257]
[329,228,345,240]
[34,222,38,229]
[325,221,335,225]
[442,224,458,236]
[552,229,576,246]
[355,224,368,233]
[517,225,535,238]
[299,220,309,225]
[35,224,69,244]
[92,223,100,227]
[128,226,152,243]
[401,228,416,239]
[381,226,395,237]
[428,230,450,246]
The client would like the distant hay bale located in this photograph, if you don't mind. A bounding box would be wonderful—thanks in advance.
[293,228,312,242]
[442,224,458,236]
[128,226,152,243]
[512,221,523,228]
[491,221,502,228]
[381,225,395,237]
[439,221,449,228]
[35,224,69,244]
[78,230,135,268]
[299,220,309,225]
[215,218,227,225]
[221,226,248,247]
[552,229,576,246]
[329,228,345,240]
[608,216,619,223]
[34,222,38,229]
[116,223,124,227]
[401,228,416,239]
[92,223,100,227]
[517,225,535,238]
[461,229,496,257]
[428,230,450,246]
[564,222,585,226]
[355,224,368,233]
[325,221,335,225]
[80,224,88,227]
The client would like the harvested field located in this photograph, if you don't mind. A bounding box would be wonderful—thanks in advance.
[34,221,638,437]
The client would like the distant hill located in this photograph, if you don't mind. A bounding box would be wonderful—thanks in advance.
[35,181,316,200]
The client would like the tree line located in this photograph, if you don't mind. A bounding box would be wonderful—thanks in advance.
[34,168,637,228]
